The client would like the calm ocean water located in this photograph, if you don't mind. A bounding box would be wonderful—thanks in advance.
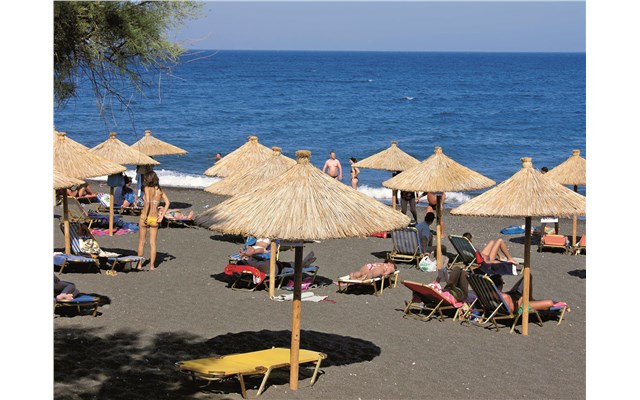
[54,51,586,206]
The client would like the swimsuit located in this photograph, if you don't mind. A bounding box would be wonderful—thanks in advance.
[142,216,158,227]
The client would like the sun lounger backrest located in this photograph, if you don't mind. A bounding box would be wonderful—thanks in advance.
[468,273,512,314]
[448,235,477,264]
[391,227,422,255]
[67,222,103,255]
[402,280,453,306]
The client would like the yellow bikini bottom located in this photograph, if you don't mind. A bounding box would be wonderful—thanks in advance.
[141,216,159,227]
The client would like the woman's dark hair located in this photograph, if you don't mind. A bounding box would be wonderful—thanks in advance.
[490,274,504,288]
[462,232,472,241]
[350,157,357,162]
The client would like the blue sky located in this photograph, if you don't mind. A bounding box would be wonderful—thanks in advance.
[172,1,586,52]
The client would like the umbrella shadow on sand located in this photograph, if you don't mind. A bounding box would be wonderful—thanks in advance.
[55,327,380,399]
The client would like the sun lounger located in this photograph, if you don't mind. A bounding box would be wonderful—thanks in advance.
[96,192,143,215]
[538,234,570,254]
[466,273,544,333]
[401,280,474,321]
[224,264,320,291]
[54,252,101,274]
[66,221,145,276]
[336,270,399,296]
[162,209,196,228]
[54,294,100,317]
[175,347,326,398]
[573,233,586,255]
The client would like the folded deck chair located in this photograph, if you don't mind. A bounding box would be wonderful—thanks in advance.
[387,227,423,268]
[538,234,570,254]
[466,274,544,333]
[175,347,326,398]
[224,263,320,292]
[66,221,145,276]
[54,294,100,317]
[402,280,474,322]
[336,270,399,296]
[54,252,100,274]
[573,234,586,255]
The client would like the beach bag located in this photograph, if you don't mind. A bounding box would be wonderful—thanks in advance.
[419,253,437,272]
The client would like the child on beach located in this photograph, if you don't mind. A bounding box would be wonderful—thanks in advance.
[137,171,170,271]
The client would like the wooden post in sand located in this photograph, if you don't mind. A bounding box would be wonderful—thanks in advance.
[109,186,115,236]
[290,246,303,390]
[268,240,277,298]
[391,189,397,210]
[63,194,71,254]
[522,217,532,336]
[435,194,443,269]
[572,184,578,248]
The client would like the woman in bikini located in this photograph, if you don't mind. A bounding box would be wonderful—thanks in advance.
[137,171,170,271]
[349,157,360,189]
[349,261,396,280]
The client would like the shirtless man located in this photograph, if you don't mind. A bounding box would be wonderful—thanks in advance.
[322,151,343,180]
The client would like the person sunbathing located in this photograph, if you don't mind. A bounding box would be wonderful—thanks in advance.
[159,207,194,220]
[239,237,271,258]
[349,261,396,280]
[462,232,518,265]
[489,274,567,312]
[54,274,79,301]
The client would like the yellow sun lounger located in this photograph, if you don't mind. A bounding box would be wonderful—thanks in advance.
[175,347,326,398]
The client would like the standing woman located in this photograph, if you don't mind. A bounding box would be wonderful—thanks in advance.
[137,171,170,271]
[349,157,360,189]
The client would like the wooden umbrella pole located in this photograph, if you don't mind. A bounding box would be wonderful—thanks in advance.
[391,189,397,210]
[436,194,443,270]
[522,217,532,336]
[572,185,579,248]
[109,186,115,236]
[289,246,303,390]
[269,240,277,298]
[63,193,71,254]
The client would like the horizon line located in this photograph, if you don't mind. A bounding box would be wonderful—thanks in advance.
[183,48,586,54]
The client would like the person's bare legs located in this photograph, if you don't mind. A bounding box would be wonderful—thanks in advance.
[483,239,516,263]
[137,224,147,270]
[481,240,496,261]
[149,226,159,270]
[494,238,516,263]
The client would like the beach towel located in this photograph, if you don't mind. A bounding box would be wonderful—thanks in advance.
[224,264,266,285]
[273,291,329,302]
[500,225,525,235]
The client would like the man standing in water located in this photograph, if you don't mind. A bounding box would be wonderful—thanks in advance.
[322,150,343,181]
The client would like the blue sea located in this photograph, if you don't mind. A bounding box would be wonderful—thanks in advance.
[54,51,586,207]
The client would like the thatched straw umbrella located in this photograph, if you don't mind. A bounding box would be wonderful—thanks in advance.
[451,157,586,336]
[353,140,420,209]
[545,150,587,248]
[130,129,188,157]
[196,150,410,391]
[91,132,160,235]
[383,146,496,269]
[204,146,296,196]
[54,169,85,191]
[203,136,273,178]
[53,131,127,253]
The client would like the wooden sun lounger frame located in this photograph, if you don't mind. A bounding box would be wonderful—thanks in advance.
[231,265,319,292]
[175,347,326,398]
[387,227,423,268]
[466,274,544,333]
[401,280,475,322]
[54,295,100,317]
[336,270,399,296]
[538,234,570,255]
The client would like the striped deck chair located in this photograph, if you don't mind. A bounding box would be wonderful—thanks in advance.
[66,221,145,276]
[448,235,480,270]
[466,274,544,333]
[175,347,326,398]
[387,227,423,268]
[96,192,143,215]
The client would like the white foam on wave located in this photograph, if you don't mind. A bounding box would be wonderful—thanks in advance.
[90,169,220,189]
[357,185,472,208]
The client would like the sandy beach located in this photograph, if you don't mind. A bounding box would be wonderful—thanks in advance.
[53,183,586,399]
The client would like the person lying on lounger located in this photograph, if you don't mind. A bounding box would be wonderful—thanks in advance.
[348,261,396,280]
[462,232,518,265]
[158,206,194,220]
[489,274,567,312]
[54,274,79,301]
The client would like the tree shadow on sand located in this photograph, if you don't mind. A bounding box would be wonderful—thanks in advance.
[55,327,381,399]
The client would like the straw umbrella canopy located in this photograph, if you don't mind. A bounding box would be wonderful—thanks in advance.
[54,169,85,191]
[196,150,410,390]
[352,140,420,209]
[545,150,587,248]
[383,146,496,269]
[203,135,273,178]
[204,146,296,196]
[451,157,586,336]
[53,131,127,254]
[91,132,161,235]
[130,129,188,157]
